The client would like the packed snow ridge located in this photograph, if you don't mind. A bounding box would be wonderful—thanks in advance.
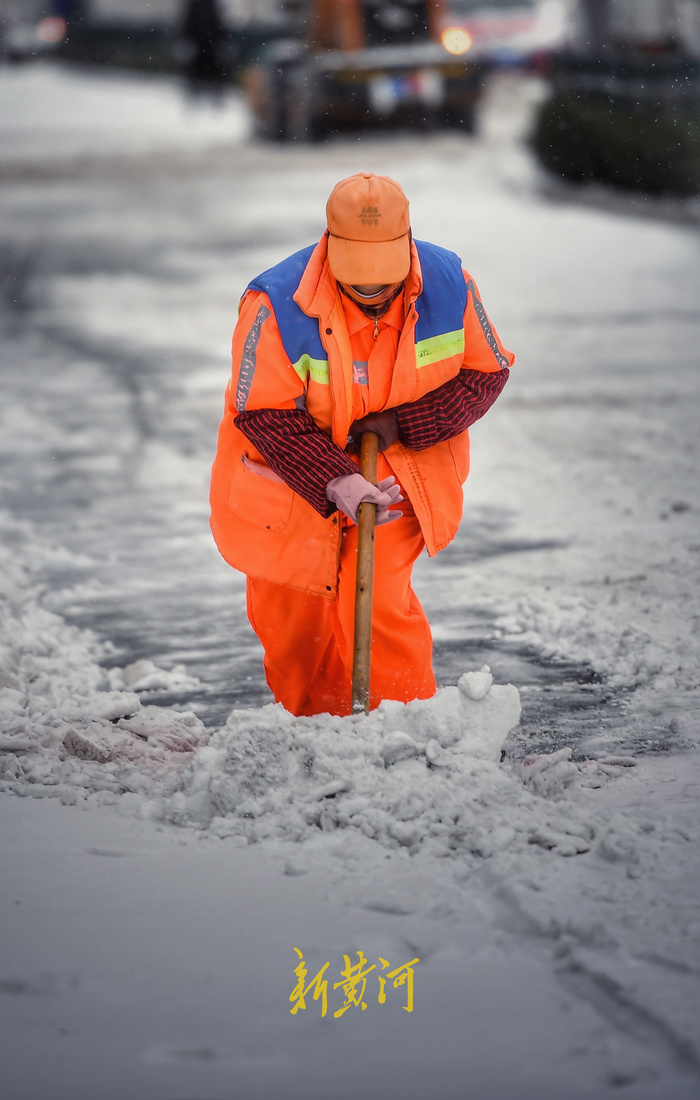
[0,510,637,859]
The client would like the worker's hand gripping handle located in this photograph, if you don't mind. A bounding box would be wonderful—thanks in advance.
[351,431,379,715]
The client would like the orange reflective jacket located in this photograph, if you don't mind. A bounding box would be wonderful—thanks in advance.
[210,235,513,598]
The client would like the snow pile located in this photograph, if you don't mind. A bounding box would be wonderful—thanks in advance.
[496,594,673,688]
[150,686,638,859]
[107,659,201,694]
[0,512,209,805]
[1,510,642,861]
[149,675,525,854]
[495,592,700,736]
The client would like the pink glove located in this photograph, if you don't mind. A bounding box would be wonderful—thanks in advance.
[349,411,399,452]
[325,473,403,525]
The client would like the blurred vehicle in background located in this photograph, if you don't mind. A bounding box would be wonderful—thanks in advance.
[439,0,573,68]
[0,1,569,95]
[246,0,487,140]
[0,0,293,74]
[1,0,83,61]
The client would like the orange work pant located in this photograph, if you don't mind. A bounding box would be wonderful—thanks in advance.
[245,488,436,717]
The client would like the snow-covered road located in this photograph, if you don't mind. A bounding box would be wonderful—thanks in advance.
[1,61,699,1100]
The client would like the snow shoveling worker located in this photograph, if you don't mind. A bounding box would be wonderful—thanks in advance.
[210,172,513,717]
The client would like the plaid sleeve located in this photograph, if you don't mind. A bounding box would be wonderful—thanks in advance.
[393,367,509,451]
[234,407,357,517]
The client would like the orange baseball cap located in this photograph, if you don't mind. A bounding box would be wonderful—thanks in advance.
[326,172,411,285]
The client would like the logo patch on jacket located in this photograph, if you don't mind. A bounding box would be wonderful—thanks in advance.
[352,360,369,386]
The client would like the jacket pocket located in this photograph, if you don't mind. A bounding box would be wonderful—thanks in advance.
[228,455,293,532]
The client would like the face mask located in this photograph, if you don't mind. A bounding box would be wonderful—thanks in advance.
[339,281,404,315]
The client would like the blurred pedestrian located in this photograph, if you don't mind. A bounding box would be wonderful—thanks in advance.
[210,172,514,716]
[179,0,227,99]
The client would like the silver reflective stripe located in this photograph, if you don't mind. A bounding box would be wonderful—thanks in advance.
[465,280,510,370]
[235,303,271,411]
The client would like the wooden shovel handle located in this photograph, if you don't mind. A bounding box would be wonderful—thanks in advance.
[351,431,379,715]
